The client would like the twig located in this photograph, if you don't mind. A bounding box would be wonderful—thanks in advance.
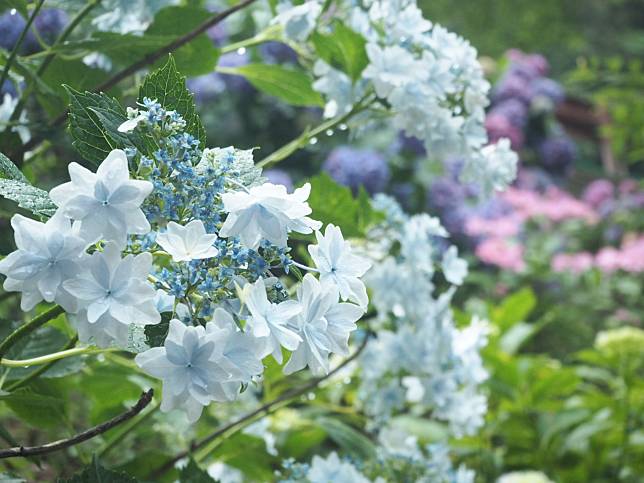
[0,345,114,367]
[14,0,258,157]
[150,334,370,478]
[0,389,154,459]
[0,0,46,95]
[0,305,65,360]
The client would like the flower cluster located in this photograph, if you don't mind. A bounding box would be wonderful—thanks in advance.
[358,195,488,438]
[0,100,370,423]
[271,0,518,194]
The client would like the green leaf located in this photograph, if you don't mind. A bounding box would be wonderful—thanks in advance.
[499,322,541,355]
[311,22,369,81]
[179,459,216,483]
[306,173,384,237]
[0,382,66,428]
[220,63,323,107]
[0,151,27,182]
[491,287,537,331]
[144,315,170,348]
[0,178,56,217]
[316,416,376,460]
[139,55,206,146]
[0,0,28,18]
[65,87,128,166]
[59,457,138,483]
[146,6,220,77]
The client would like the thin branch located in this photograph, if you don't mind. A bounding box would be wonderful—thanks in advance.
[0,305,65,360]
[0,389,154,459]
[0,0,46,96]
[14,0,258,157]
[150,334,370,478]
[0,345,114,367]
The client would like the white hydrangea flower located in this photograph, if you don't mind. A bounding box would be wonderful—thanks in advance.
[306,452,370,483]
[135,319,230,423]
[156,220,219,262]
[117,107,146,132]
[243,278,302,363]
[49,149,153,247]
[363,44,425,98]
[69,309,130,347]
[308,224,371,309]
[284,274,363,376]
[441,246,468,285]
[0,212,88,312]
[0,93,30,143]
[220,182,321,249]
[497,471,555,483]
[272,0,322,41]
[63,242,160,328]
[313,61,365,118]
[399,213,447,274]
[461,138,518,195]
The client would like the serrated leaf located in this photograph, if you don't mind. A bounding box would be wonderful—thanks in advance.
[220,64,323,107]
[0,151,27,182]
[179,459,216,483]
[0,178,56,217]
[58,457,139,483]
[139,55,206,146]
[0,382,66,428]
[312,21,368,81]
[306,174,384,237]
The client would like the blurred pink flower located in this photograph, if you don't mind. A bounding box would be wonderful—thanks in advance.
[465,215,522,238]
[595,247,622,273]
[476,237,525,272]
[485,113,524,149]
[619,236,644,273]
[501,187,597,223]
[582,179,614,209]
[551,252,594,274]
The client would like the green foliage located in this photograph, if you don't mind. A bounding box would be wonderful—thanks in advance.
[315,416,377,460]
[138,55,206,146]
[65,87,129,167]
[306,173,384,237]
[0,380,67,428]
[311,21,369,81]
[60,457,138,483]
[179,460,216,483]
[220,64,324,107]
[0,152,26,182]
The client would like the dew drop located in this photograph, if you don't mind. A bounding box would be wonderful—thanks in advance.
[237,47,246,55]
[339,123,348,131]
[325,129,334,136]
[309,137,318,145]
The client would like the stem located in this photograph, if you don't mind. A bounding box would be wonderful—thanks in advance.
[0,305,65,360]
[0,389,154,459]
[14,0,257,159]
[0,0,46,99]
[219,25,282,55]
[97,400,160,458]
[5,335,78,391]
[256,95,374,168]
[150,334,370,478]
[0,345,115,367]
[8,0,102,125]
[291,260,319,273]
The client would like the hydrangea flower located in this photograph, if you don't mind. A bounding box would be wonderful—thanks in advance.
[272,0,322,41]
[63,242,160,327]
[305,452,370,483]
[284,274,363,375]
[135,319,231,422]
[244,278,302,363]
[50,149,153,247]
[0,212,87,312]
[322,146,390,195]
[156,220,219,262]
[220,182,321,249]
[441,246,468,285]
[308,224,371,309]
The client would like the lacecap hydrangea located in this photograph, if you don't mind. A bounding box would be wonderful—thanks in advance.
[0,99,371,423]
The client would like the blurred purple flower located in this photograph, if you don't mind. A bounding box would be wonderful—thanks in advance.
[485,113,524,150]
[260,41,298,64]
[537,136,577,174]
[489,99,528,128]
[264,169,294,192]
[531,78,565,104]
[493,72,533,105]
[396,132,426,157]
[323,146,390,195]
[0,11,27,51]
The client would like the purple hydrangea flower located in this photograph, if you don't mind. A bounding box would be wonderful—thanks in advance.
[488,99,528,128]
[260,41,298,64]
[323,146,390,195]
[22,9,68,54]
[0,11,27,51]
[485,113,524,150]
[531,78,565,104]
[264,169,294,192]
[582,179,614,209]
[396,132,426,156]
[537,136,577,174]
[492,72,533,105]
[514,167,554,192]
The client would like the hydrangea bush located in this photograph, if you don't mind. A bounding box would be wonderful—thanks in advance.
[0,1,526,481]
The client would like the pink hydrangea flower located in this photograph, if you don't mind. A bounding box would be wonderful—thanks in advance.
[582,179,614,209]
[465,215,522,238]
[551,252,594,274]
[475,237,525,272]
